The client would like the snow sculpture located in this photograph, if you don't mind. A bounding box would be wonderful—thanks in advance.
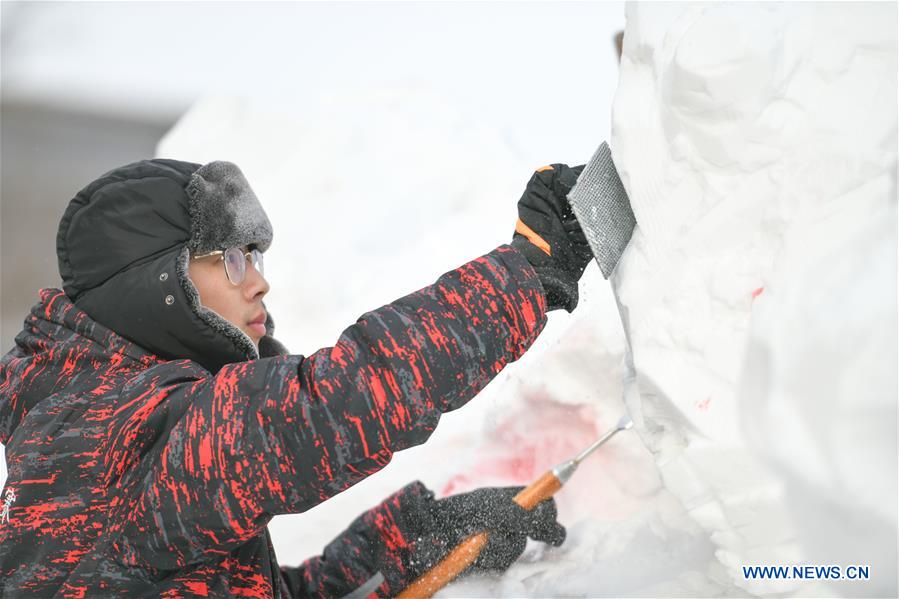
[740,200,897,598]
[612,2,897,595]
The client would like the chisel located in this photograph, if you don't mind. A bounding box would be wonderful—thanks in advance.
[397,414,634,599]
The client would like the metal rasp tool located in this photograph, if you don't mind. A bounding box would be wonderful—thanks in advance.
[567,141,635,278]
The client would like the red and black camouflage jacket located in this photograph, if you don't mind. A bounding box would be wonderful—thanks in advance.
[0,245,547,598]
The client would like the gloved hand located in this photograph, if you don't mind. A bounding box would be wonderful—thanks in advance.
[510,163,593,312]
[296,481,565,597]
[414,485,566,575]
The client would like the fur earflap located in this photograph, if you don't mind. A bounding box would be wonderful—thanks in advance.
[176,247,260,360]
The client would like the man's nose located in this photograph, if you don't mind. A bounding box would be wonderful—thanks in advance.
[244,262,270,300]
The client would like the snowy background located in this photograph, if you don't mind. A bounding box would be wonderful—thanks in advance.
[3,2,897,597]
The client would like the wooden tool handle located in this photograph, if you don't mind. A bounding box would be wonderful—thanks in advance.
[396,531,489,599]
[512,470,562,509]
[396,471,562,599]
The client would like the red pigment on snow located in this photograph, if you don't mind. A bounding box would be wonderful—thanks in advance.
[751,286,765,300]
[696,397,712,411]
[441,392,600,496]
[441,474,473,496]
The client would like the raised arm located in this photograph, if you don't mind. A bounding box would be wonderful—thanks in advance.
[108,245,547,570]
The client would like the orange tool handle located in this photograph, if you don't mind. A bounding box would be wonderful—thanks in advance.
[396,470,563,599]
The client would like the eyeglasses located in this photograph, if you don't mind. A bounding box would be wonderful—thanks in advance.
[192,246,264,286]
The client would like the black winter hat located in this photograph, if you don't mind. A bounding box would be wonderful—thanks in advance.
[56,158,288,373]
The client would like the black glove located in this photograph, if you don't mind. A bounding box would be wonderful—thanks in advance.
[293,482,566,597]
[510,163,593,312]
[413,485,566,575]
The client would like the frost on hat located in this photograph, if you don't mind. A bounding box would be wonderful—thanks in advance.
[185,161,273,255]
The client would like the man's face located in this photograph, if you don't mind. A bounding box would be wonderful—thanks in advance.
[188,246,270,347]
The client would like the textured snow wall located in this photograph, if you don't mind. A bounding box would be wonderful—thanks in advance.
[611,3,897,596]
[739,194,897,598]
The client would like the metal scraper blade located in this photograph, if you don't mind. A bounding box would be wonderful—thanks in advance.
[567,141,635,279]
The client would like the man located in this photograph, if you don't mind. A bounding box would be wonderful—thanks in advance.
[0,157,599,597]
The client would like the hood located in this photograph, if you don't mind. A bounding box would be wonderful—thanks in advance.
[0,289,159,445]
[55,159,288,373]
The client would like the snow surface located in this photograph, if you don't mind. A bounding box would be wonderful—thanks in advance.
[611,2,897,597]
